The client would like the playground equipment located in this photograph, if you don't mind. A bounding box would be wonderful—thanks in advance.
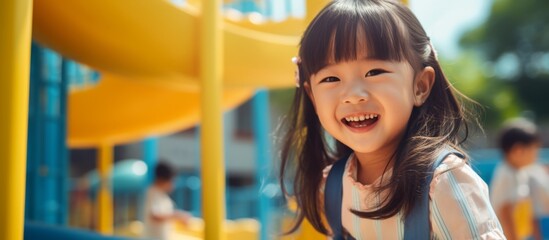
[1,0,331,238]
[21,0,329,239]
[0,0,338,239]
[67,75,254,147]
[32,0,300,91]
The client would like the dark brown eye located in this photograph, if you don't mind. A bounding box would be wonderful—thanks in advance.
[320,76,340,83]
[365,69,387,77]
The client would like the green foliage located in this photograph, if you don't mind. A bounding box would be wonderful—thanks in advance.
[440,52,520,128]
[459,0,549,124]
[461,0,549,60]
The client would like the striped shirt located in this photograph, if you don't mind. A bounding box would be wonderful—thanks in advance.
[322,154,505,239]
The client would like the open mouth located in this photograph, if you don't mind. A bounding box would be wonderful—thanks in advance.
[341,113,380,128]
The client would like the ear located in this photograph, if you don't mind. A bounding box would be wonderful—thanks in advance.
[303,82,316,109]
[413,66,435,107]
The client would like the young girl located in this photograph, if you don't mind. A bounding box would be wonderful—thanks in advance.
[279,0,505,239]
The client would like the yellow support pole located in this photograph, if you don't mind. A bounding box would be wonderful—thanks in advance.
[201,0,225,239]
[97,143,114,234]
[0,0,33,239]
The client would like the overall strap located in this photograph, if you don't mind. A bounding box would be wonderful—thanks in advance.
[324,155,351,240]
[324,148,464,240]
[403,148,464,240]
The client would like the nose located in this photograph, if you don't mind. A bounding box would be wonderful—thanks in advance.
[342,80,369,104]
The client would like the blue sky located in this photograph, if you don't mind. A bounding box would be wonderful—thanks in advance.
[410,0,494,58]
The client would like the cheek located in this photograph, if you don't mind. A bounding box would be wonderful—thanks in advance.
[313,98,332,120]
[310,96,339,130]
[378,84,415,109]
[527,148,540,161]
[377,86,415,127]
[310,89,332,110]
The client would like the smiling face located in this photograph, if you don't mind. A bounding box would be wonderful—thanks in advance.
[297,0,437,160]
[307,51,418,156]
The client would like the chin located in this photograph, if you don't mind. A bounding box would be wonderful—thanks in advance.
[344,142,381,154]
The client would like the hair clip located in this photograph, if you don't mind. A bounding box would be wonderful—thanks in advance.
[291,56,301,88]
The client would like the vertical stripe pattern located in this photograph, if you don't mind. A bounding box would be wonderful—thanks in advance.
[331,154,505,239]
[374,195,382,240]
[431,199,451,239]
[448,172,480,239]
[352,186,363,240]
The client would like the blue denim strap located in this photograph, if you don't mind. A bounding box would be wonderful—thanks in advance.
[324,155,351,240]
[324,148,464,240]
[403,148,464,240]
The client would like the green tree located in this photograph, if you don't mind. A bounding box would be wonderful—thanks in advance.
[440,52,521,127]
[460,0,549,122]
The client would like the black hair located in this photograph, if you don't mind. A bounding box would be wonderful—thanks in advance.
[499,118,541,154]
[279,0,475,235]
[154,161,175,182]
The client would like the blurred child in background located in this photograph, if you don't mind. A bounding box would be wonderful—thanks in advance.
[143,161,191,240]
[491,118,549,240]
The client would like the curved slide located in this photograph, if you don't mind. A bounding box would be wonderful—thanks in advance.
[32,0,302,89]
[67,75,253,147]
[32,0,318,147]
[30,1,327,238]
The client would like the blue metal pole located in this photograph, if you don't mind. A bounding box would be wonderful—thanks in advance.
[252,89,272,240]
[143,137,158,185]
[25,45,68,224]
[59,59,70,225]
[26,45,69,225]
[140,137,158,221]
[192,127,202,217]
[43,50,63,224]
[25,43,43,222]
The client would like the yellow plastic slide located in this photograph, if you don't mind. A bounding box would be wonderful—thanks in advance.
[67,75,254,147]
[32,0,301,89]
[31,0,311,147]
[30,0,330,238]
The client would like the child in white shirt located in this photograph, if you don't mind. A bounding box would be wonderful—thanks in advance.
[144,161,191,240]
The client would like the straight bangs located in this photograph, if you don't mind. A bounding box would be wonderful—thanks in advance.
[299,0,413,79]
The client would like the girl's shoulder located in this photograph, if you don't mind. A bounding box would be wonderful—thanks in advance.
[430,153,488,194]
[432,153,467,178]
[428,154,505,239]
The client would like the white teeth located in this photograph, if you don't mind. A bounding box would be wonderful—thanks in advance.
[344,114,378,122]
